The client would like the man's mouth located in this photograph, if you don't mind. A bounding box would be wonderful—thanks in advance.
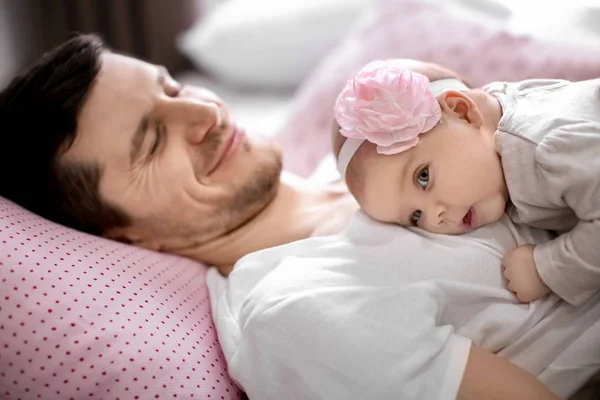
[207,125,244,175]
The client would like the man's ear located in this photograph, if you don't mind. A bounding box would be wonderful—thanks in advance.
[438,90,483,129]
[103,225,161,251]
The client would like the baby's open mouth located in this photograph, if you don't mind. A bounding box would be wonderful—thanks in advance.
[462,208,473,227]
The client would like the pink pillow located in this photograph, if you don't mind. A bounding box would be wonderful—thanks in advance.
[0,197,243,399]
[276,0,600,177]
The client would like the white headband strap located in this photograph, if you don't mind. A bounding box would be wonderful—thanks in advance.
[428,78,471,97]
[336,78,469,180]
[337,138,364,180]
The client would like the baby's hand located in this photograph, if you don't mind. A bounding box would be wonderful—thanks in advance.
[502,244,550,303]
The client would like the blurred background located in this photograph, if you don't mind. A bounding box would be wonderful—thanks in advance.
[0,0,377,137]
[0,0,205,83]
[1,0,599,141]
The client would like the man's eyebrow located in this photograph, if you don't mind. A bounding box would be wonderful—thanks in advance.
[129,67,168,164]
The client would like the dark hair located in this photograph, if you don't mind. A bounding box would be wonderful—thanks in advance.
[0,33,130,235]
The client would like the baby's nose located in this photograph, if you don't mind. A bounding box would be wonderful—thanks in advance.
[427,202,447,226]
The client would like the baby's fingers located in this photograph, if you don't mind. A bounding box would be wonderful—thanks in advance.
[502,262,514,281]
[502,263,522,296]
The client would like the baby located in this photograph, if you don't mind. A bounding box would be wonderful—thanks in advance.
[334,59,600,306]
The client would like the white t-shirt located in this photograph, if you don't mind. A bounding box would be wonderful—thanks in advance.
[208,175,600,400]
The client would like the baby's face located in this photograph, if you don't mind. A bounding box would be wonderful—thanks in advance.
[349,114,508,235]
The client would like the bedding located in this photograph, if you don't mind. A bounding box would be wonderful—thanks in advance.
[177,0,372,90]
[276,0,600,177]
[0,197,243,399]
[207,199,600,399]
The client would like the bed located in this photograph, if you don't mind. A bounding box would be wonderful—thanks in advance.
[3,0,600,398]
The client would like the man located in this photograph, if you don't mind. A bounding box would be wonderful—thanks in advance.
[0,34,570,399]
[0,34,358,276]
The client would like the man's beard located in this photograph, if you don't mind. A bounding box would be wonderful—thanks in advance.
[216,143,282,234]
[143,136,283,252]
[195,129,282,233]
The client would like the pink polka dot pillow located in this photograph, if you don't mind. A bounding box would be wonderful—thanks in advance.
[276,0,600,177]
[0,197,244,399]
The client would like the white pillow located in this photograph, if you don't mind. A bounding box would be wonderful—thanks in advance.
[177,0,372,90]
[450,0,512,21]
[506,3,600,47]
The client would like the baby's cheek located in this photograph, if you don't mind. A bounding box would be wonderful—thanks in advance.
[462,162,498,198]
[437,170,480,204]
[487,199,504,222]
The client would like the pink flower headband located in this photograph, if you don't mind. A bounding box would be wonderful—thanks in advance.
[334,60,469,179]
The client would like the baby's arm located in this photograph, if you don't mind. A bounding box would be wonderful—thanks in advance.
[530,130,600,306]
[535,220,600,306]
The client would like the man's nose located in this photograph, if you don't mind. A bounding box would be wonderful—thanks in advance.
[163,98,222,144]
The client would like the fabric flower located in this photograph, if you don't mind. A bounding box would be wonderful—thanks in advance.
[334,60,441,155]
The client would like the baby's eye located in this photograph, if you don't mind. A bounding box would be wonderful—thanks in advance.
[416,166,429,189]
[410,210,422,226]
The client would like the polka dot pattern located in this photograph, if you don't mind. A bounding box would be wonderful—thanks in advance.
[0,197,244,399]
[276,0,600,177]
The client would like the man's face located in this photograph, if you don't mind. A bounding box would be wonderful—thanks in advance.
[61,53,282,251]
[351,113,508,235]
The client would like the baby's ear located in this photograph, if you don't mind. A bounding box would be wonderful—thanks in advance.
[438,90,483,129]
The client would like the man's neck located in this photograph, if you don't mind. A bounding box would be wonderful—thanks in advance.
[186,171,358,273]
